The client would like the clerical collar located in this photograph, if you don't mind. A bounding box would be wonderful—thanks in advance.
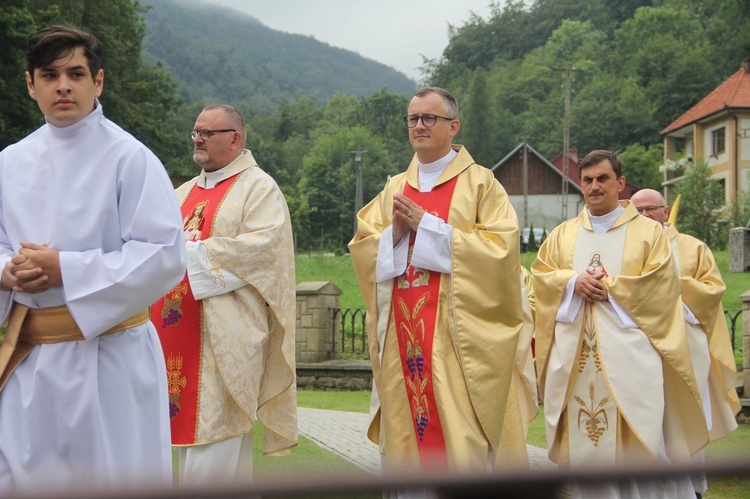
[417,149,458,192]
[588,205,624,233]
[202,151,246,189]
[46,98,103,138]
[417,149,458,172]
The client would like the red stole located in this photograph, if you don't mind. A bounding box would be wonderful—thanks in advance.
[392,176,457,468]
[151,174,240,445]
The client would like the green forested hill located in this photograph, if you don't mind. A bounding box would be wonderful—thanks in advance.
[141,0,415,110]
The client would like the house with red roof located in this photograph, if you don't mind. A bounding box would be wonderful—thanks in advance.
[660,58,750,204]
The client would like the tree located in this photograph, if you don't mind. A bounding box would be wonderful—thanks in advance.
[0,0,49,149]
[674,159,726,249]
[295,127,398,251]
[611,6,716,126]
[460,70,493,166]
[1,0,185,171]
[618,143,663,190]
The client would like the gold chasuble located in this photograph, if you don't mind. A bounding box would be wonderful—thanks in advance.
[666,223,740,441]
[349,146,525,474]
[532,202,708,469]
[153,151,297,455]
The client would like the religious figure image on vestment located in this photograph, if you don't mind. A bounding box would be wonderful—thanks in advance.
[586,253,607,277]
[183,200,208,241]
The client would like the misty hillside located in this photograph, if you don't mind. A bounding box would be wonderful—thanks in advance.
[141,0,416,110]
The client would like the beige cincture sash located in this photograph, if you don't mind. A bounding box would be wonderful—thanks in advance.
[0,304,150,392]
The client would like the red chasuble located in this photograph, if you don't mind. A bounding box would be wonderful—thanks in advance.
[151,175,239,445]
[392,177,457,468]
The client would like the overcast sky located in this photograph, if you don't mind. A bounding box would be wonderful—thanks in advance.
[202,0,496,81]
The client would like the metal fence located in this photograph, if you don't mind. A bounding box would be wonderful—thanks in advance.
[331,307,368,357]
[331,308,743,359]
[726,309,742,356]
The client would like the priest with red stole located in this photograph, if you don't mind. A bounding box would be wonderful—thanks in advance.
[152,105,297,488]
[349,87,527,477]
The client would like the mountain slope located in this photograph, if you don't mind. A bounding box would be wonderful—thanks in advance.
[141,0,415,110]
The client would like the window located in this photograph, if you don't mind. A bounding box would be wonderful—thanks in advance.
[674,137,685,154]
[711,127,725,156]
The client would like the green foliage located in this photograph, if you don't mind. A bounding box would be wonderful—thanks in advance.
[0,0,185,171]
[424,0,747,168]
[618,143,664,190]
[527,224,539,253]
[728,171,750,229]
[675,158,726,249]
[611,6,717,125]
[459,70,493,165]
[0,0,42,150]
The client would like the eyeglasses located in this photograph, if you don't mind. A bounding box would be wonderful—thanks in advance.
[403,114,455,128]
[190,129,235,140]
[636,205,665,214]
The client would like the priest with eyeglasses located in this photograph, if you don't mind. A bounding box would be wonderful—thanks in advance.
[349,87,532,479]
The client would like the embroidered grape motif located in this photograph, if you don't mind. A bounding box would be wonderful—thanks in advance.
[162,308,182,328]
[416,355,425,380]
[406,357,416,380]
[416,413,428,440]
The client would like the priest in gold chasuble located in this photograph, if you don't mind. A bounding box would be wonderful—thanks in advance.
[631,188,740,497]
[532,151,708,498]
[349,87,527,475]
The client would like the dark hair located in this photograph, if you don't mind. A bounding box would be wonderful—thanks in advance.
[26,25,102,83]
[414,87,459,119]
[579,150,622,179]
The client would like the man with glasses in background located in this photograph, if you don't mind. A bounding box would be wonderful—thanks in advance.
[349,87,529,480]
[631,188,740,499]
[152,105,297,488]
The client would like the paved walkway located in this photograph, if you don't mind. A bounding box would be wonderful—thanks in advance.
[297,407,557,474]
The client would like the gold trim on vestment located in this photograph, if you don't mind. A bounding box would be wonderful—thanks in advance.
[0,305,150,391]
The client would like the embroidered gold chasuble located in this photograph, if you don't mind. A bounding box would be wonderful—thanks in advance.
[666,223,740,441]
[349,146,526,473]
[532,202,708,469]
[172,150,297,455]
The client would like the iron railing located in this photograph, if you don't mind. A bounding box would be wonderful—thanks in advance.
[725,309,742,356]
[331,307,368,357]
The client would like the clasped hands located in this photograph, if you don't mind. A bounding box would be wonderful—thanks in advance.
[1,242,62,294]
[392,193,425,244]
[574,268,609,302]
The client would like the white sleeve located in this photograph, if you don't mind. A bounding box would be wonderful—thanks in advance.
[556,274,584,322]
[682,301,700,325]
[376,225,409,283]
[410,212,453,274]
[608,295,639,329]
[186,240,246,300]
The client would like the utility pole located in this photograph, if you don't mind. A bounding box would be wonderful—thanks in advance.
[352,149,367,237]
[556,65,581,221]
[521,136,529,230]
